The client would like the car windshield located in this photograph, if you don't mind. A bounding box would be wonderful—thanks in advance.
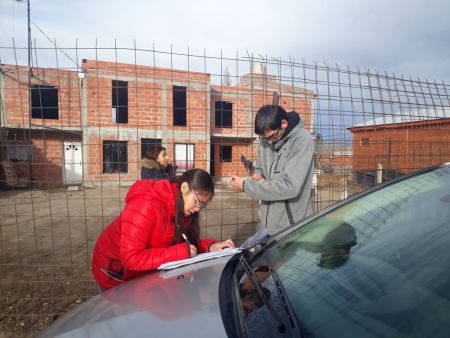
[241,165,450,338]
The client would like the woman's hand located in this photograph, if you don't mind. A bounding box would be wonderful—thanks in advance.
[209,239,235,252]
[189,244,197,257]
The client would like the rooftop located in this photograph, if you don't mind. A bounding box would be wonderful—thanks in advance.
[348,107,450,129]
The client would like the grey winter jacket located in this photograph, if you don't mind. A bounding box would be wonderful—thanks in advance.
[244,114,314,235]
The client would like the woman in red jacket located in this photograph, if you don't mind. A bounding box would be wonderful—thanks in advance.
[92,168,234,290]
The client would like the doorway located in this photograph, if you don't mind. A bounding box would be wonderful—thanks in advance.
[63,141,82,184]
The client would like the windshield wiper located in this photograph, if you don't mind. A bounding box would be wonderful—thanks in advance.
[271,268,304,337]
[239,255,286,333]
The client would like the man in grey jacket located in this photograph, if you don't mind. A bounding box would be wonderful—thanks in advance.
[231,104,314,242]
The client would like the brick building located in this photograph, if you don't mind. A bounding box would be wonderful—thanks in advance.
[210,68,315,177]
[348,109,450,184]
[0,60,315,187]
[0,65,82,185]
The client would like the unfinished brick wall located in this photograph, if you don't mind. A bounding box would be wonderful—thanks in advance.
[82,60,211,182]
[5,131,82,186]
[31,134,64,185]
[87,134,140,182]
[166,138,208,172]
[82,59,210,132]
[350,120,450,175]
[239,73,315,131]
[2,65,82,129]
[84,69,164,128]
[1,61,316,185]
[213,142,259,177]
[210,75,315,177]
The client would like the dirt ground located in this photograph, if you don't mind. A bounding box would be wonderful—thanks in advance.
[0,177,346,337]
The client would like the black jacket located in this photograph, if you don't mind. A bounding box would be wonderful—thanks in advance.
[141,159,177,180]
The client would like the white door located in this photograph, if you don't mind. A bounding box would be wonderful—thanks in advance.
[63,142,83,184]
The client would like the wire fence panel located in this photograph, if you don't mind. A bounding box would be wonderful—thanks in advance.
[0,44,449,336]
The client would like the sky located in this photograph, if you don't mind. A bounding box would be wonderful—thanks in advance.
[1,0,450,83]
[1,0,449,143]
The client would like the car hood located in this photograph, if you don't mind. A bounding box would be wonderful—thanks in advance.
[38,257,233,338]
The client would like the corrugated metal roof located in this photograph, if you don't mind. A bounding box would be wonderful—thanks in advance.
[350,107,450,128]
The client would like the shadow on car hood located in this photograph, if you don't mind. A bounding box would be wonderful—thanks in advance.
[38,257,233,338]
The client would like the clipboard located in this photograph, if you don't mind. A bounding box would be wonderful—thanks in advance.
[158,247,242,270]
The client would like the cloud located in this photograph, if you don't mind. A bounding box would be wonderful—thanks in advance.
[1,0,449,82]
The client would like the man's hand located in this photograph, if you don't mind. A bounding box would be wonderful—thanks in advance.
[209,239,235,252]
[252,173,265,182]
[231,176,245,192]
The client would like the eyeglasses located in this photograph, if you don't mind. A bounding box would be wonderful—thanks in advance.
[189,185,207,209]
[260,128,281,142]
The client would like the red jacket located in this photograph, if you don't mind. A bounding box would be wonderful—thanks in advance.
[92,180,217,289]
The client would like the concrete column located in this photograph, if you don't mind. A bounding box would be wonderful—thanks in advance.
[205,83,211,173]
[80,74,90,187]
[0,70,6,128]
[161,82,167,143]
[376,163,383,184]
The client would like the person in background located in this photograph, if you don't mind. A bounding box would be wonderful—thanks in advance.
[92,169,234,290]
[231,105,314,246]
[141,145,177,180]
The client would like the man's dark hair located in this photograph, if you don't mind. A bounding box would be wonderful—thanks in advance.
[254,105,287,135]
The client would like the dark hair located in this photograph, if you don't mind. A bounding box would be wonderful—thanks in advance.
[254,105,287,135]
[170,169,214,247]
[144,145,166,160]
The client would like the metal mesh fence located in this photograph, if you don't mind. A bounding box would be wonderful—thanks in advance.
[0,43,449,336]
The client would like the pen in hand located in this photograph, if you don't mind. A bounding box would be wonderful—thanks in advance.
[180,232,191,247]
[177,224,197,257]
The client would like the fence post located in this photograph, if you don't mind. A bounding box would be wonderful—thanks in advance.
[376,163,383,184]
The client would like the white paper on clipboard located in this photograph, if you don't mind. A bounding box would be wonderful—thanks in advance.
[158,247,242,270]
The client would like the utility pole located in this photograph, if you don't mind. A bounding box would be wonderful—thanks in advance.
[16,0,31,82]
[20,0,32,119]
[17,0,32,183]
[26,0,32,186]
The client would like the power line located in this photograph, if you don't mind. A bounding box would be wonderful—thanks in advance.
[30,20,78,67]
